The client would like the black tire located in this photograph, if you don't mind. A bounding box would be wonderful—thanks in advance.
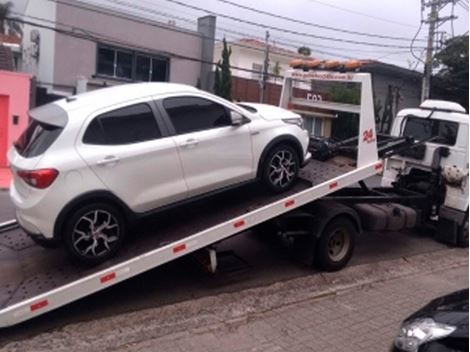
[261,144,300,193]
[315,217,356,272]
[457,216,469,247]
[63,202,126,265]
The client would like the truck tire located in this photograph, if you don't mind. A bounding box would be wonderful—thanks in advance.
[315,217,356,271]
[261,144,300,193]
[457,216,469,247]
[63,202,126,265]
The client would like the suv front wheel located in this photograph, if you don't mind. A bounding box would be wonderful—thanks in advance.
[63,202,126,265]
[262,144,300,193]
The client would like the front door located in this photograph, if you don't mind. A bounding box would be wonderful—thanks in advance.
[162,96,253,197]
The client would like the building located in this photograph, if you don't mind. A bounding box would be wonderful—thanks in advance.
[215,38,421,138]
[0,33,21,71]
[214,38,302,83]
[20,0,215,103]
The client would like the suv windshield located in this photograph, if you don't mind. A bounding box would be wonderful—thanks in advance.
[14,120,63,158]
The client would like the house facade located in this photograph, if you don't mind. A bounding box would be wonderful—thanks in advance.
[20,0,215,102]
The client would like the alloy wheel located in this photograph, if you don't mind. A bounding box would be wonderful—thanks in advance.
[268,150,296,188]
[71,210,120,258]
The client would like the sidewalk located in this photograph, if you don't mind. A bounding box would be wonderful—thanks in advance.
[1,248,468,352]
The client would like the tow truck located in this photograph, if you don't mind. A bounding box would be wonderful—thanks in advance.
[0,67,467,328]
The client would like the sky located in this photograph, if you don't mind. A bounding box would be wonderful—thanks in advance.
[10,0,470,70]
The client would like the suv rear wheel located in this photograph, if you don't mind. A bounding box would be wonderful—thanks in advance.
[63,202,126,265]
[262,144,300,193]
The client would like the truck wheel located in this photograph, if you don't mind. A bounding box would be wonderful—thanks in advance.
[457,217,469,247]
[315,217,356,271]
[262,144,299,193]
[63,203,126,265]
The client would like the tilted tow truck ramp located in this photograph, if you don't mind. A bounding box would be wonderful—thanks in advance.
[0,69,382,327]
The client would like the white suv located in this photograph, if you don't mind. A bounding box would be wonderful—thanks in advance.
[8,83,310,264]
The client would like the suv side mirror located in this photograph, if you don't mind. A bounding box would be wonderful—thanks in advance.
[230,111,244,126]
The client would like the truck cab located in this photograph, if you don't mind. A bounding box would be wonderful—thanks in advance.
[382,100,469,244]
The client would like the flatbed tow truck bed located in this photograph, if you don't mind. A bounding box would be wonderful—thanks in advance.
[0,159,381,327]
[0,68,384,327]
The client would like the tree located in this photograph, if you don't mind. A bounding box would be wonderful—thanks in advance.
[213,66,221,94]
[329,84,360,140]
[213,37,232,100]
[297,46,311,57]
[431,35,468,111]
[0,1,22,37]
[271,61,281,82]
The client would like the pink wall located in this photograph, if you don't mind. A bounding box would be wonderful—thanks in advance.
[0,70,31,167]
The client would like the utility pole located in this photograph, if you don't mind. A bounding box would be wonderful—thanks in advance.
[420,0,457,101]
[260,30,270,103]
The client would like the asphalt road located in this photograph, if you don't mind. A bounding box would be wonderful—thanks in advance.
[0,177,453,345]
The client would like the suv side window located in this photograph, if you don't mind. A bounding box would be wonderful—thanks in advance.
[163,96,230,134]
[83,103,161,145]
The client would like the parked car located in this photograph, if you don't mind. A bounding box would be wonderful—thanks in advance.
[8,83,310,264]
[391,289,469,352]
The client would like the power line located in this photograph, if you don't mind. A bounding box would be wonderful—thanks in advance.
[457,0,469,10]
[44,0,311,61]
[98,0,416,56]
[97,0,355,58]
[160,0,426,49]
[409,2,426,65]
[216,0,425,42]
[305,0,417,28]
[10,15,285,79]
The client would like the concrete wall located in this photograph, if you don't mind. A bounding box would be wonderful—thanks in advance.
[53,0,202,92]
[22,0,57,86]
[0,71,31,167]
[372,72,421,113]
[214,43,293,83]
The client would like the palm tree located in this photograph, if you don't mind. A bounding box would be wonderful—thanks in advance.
[0,1,22,37]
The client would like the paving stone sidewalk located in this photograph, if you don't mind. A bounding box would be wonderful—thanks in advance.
[117,264,468,352]
[1,248,468,352]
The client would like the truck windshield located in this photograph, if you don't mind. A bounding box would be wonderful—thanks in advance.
[402,116,458,146]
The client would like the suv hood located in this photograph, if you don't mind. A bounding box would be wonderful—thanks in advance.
[238,102,301,121]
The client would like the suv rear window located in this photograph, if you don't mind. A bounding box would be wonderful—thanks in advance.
[14,120,63,158]
[403,116,458,146]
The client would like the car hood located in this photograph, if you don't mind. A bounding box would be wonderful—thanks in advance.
[406,289,469,338]
[238,102,301,121]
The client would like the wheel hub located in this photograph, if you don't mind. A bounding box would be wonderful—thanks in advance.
[327,229,350,262]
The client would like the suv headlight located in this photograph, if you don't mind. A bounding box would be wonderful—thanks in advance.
[394,318,456,352]
[282,118,305,130]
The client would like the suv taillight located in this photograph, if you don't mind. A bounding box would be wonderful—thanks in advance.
[17,169,59,189]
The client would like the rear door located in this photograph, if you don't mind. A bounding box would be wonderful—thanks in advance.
[76,100,187,213]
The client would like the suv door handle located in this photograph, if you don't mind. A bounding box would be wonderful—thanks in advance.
[97,155,120,166]
[181,138,199,148]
